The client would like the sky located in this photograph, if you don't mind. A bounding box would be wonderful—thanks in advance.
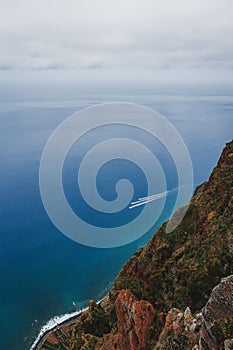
[0,0,233,93]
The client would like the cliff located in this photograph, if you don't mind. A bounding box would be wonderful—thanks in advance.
[37,140,233,350]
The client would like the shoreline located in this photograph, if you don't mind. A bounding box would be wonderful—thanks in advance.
[30,297,105,350]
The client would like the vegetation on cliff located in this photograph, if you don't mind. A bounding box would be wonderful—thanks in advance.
[38,140,233,350]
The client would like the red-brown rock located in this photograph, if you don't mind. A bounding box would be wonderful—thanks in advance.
[115,290,156,350]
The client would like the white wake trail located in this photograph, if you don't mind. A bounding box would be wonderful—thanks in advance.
[129,187,178,209]
[130,191,167,205]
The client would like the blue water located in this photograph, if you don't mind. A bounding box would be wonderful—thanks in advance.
[0,94,233,350]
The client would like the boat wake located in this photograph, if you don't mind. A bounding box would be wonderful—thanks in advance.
[129,187,179,209]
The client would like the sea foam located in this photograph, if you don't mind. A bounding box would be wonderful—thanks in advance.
[30,298,105,350]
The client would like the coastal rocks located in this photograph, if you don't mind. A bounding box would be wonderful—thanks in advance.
[37,140,233,350]
[155,276,233,350]
[77,300,111,337]
[111,140,233,317]
[39,301,112,350]
[154,307,198,349]
[198,275,233,349]
[224,339,233,350]
[115,290,159,350]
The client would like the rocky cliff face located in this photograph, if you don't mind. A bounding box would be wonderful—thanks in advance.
[154,275,233,350]
[114,290,158,350]
[38,140,233,350]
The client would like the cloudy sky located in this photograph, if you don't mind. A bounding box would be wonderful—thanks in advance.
[0,0,233,90]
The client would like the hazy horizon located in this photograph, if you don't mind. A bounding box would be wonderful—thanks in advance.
[1,0,233,97]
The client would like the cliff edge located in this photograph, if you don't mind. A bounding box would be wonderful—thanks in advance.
[37,140,233,350]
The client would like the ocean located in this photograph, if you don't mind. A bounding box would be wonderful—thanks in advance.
[0,93,233,350]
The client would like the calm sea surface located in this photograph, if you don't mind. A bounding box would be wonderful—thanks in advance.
[0,94,232,349]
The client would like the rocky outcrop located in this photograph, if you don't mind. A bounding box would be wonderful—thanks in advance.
[37,140,233,350]
[154,307,198,349]
[154,275,233,349]
[115,290,157,350]
[199,275,233,350]
[111,141,233,315]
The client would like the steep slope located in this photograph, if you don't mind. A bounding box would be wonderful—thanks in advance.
[111,140,233,313]
[38,140,233,350]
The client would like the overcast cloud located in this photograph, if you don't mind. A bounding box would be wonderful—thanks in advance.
[0,0,233,85]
